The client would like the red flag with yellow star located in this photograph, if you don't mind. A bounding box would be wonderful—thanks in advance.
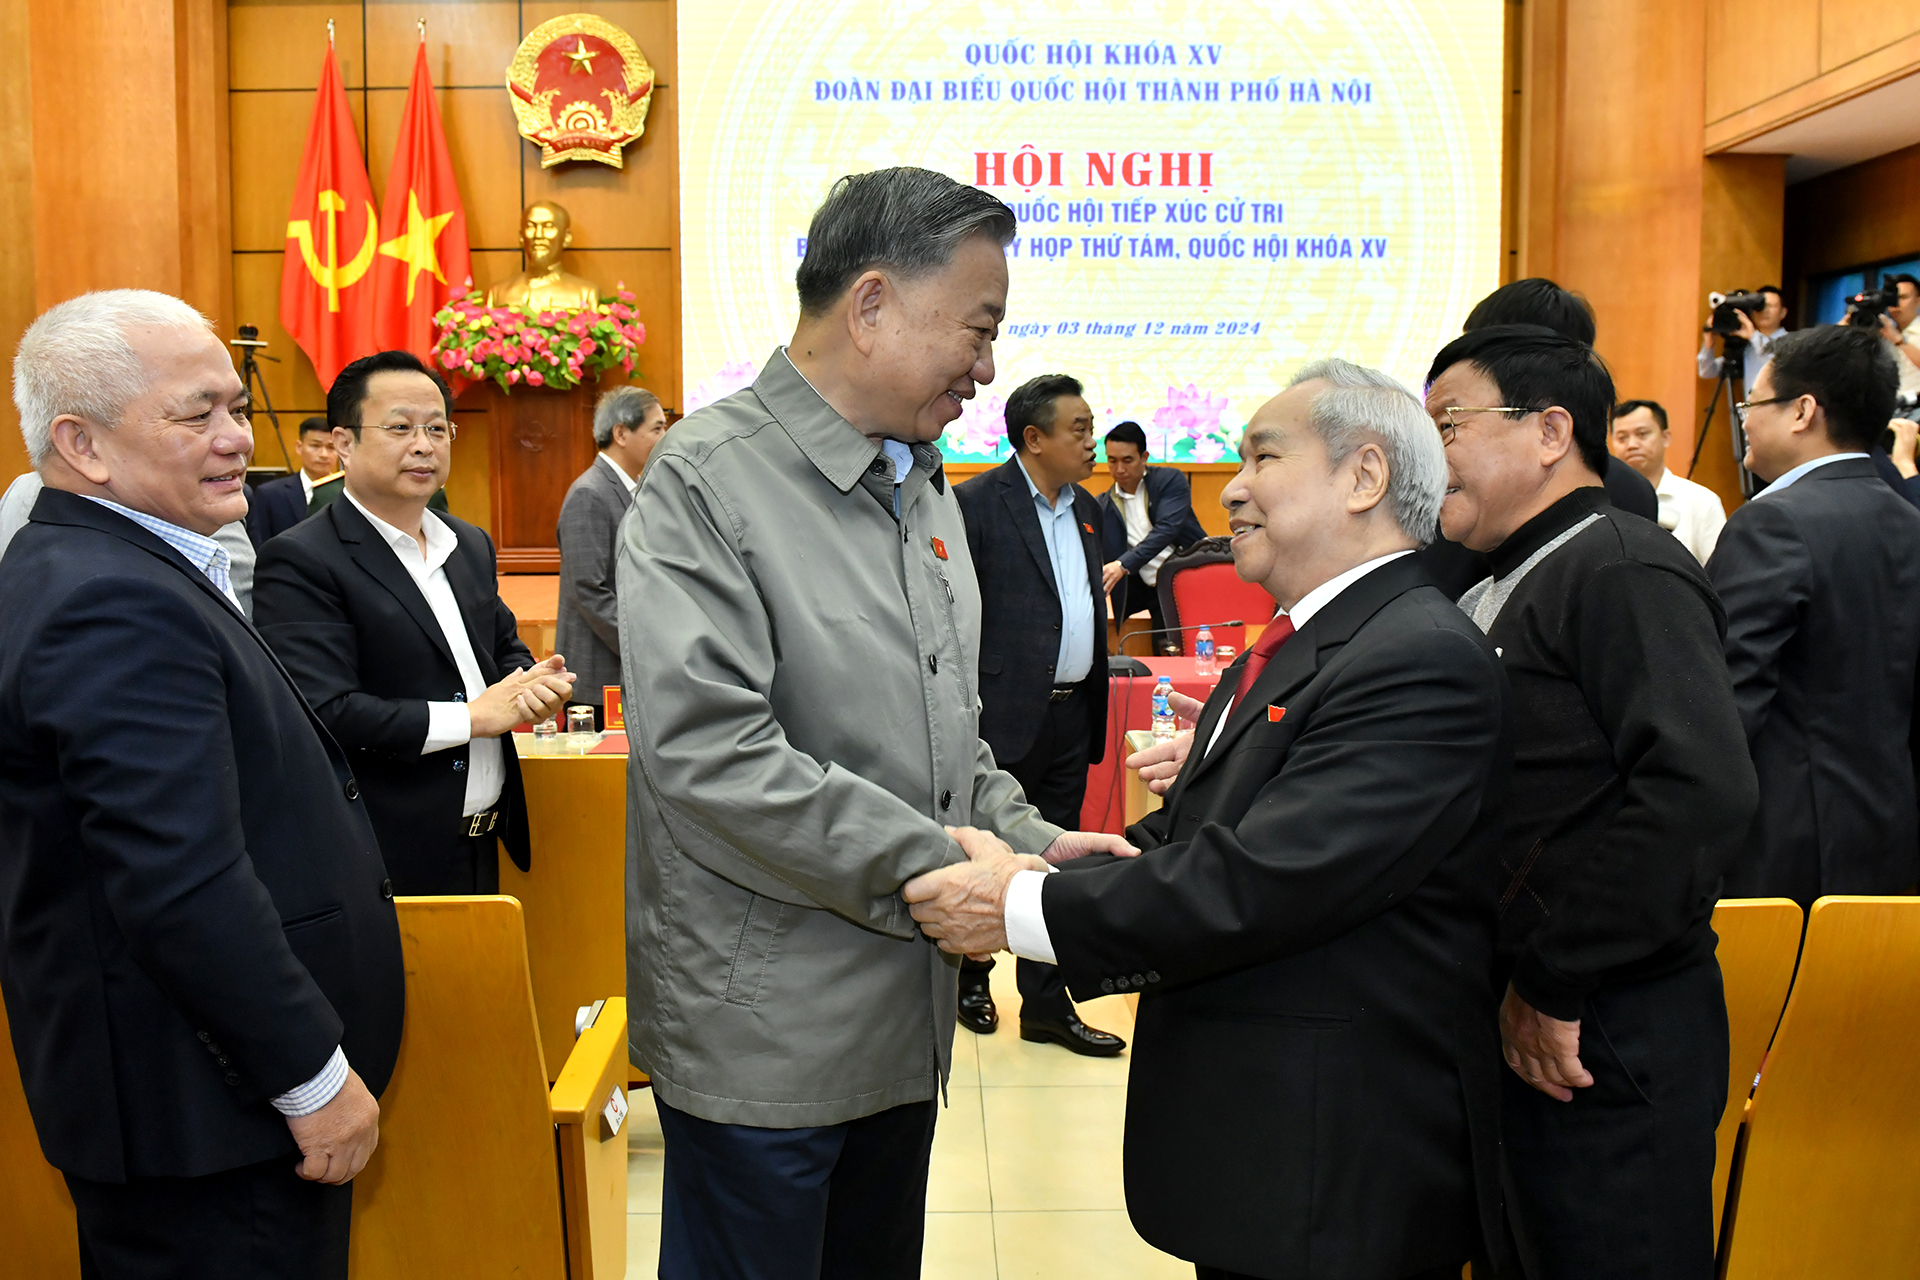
[371,39,471,363]
[281,39,379,390]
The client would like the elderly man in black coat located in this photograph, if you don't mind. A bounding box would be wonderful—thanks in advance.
[911,359,1516,1280]
[0,290,404,1279]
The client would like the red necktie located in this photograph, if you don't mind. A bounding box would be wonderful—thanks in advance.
[1233,616,1296,703]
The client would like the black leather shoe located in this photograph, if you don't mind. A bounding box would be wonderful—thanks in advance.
[1020,1010,1125,1057]
[958,985,998,1034]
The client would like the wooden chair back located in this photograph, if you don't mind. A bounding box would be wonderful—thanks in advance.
[1707,898,1803,1246]
[1718,896,1920,1278]
[0,998,80,1277]
[350,896,568,1280]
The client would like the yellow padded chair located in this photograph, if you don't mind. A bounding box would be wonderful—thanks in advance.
[1708,898,1803,1246]
[1717,896,1920,1278]
[351,895,628,1280]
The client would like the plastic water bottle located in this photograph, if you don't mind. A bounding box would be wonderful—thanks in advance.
[1151,676,1177,744]
[1193,625,1216,678]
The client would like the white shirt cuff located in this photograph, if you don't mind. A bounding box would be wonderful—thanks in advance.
[1004,868,1058,964]
[423,701,473,754]
[270,1046,348,1118]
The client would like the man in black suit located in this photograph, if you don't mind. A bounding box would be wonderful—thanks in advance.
[254,351,574,896]
[1710,325,1920,902]
[247,415,337,547]
[1097,420,1207,651]
[952,374,1123,1056]
[0,290,404,1278]
[910,359,1513,1279]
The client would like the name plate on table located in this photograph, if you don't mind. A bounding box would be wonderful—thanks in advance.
[603,686,624,730]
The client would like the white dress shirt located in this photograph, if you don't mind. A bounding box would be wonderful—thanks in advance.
[1761,451,1868,497]
[343,491,504,816]
[598,451,639,496]
[299,468,317,506]
[1004,548,1414,965]
[1112,482,1171,585]
[1652,468,1728,565]
[1697,327,1776,388]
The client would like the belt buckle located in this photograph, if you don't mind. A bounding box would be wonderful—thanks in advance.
[468,811,494,838]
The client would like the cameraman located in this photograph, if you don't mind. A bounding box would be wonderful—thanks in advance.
[1698,285,1786,387]
[1873,273,1920,397]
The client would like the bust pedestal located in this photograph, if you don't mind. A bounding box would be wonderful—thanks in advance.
[472,379,601,573]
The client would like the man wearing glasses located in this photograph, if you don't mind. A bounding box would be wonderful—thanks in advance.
[1710,326,1920,905]
[1424,325,1756,1280]
[255,350,574,895]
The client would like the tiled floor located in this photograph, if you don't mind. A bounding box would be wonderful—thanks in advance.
[625,960,1192,1278]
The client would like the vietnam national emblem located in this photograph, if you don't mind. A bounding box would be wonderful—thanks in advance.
[506,13,655,169]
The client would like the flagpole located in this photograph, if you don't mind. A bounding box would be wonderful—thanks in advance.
[327,18,334,46]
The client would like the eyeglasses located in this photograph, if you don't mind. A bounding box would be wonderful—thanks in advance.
[1733,396,1791,424]
[365,421,456,444]
[1434,406,1538,445]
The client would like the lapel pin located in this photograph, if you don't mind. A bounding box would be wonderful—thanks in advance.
[1268,705,1286,722]
[1082,521,1095,534]
[931,536,948,560]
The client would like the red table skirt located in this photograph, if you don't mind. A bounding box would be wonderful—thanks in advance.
[1080,656,1225,835]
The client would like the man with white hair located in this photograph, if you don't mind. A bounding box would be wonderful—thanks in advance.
[0,289,404,1278]
[906,360,1515,1280]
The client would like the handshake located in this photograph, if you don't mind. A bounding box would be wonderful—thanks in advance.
[904,826,1138,956]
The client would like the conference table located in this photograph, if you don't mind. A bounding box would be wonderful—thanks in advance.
[1080,656,1228,835]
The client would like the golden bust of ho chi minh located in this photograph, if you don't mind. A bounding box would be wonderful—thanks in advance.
[485,201,601,310]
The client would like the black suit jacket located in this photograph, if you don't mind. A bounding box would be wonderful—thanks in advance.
[1096,465,1208,572]
[0,490,404,1182]
[252,499,537,891]
[1709,456,1920,902]
[246,472,309,548]
[954,459,1108,767]
[1041,556,1512,1279]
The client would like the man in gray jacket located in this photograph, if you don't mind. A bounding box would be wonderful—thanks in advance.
[617,167,1133,1279]
[556,384,664,728]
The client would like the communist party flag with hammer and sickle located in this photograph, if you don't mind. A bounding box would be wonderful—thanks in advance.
[371,37,471,362]
[280,39,378,390]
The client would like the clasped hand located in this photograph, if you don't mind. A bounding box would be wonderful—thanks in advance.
[903,826,1138,956]
[469,653,575,737]
[1499,983,1593,1102]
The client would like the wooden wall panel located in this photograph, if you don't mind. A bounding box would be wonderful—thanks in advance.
[1704,0,1818,125]
[227,4,366,90]
[0,0,35,484]
[1525,0,1707,467]
[1782,141,1920,283]
[1821,0,1918,72]
[226,0,680,531]
[1705,1,1920,145]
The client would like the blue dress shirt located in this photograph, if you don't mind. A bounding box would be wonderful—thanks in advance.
[1760,451,1868,496]
[1015,458,1095,685]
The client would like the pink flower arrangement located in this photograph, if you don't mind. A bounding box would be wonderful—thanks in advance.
[1151,383,1235,462]
[941,390,1009,459]
[431,286,646,393]
[684,359,761,414]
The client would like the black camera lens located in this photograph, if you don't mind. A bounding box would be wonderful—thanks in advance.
[236,324,259,341]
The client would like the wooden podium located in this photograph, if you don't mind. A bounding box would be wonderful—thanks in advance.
[474,379,601,574]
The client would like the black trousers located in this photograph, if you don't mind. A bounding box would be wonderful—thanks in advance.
[655,1095,936,1280]
[1502,959,1728,1280]
[65,1155,352,1280]
[962,687,1094,1023]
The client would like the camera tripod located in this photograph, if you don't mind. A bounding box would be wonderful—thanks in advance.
[230,325,294,473]
[1691,333,1761,499]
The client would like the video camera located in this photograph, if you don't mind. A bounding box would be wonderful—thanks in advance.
[1707,290,1768,336]
[1847,286,1901,330]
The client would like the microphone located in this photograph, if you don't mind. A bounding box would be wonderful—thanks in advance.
[1116,619,1255,654]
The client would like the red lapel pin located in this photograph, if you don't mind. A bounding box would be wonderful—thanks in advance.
[1082,522,1095,534]
[931,536,948,560]
[1268,705,1286,722]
